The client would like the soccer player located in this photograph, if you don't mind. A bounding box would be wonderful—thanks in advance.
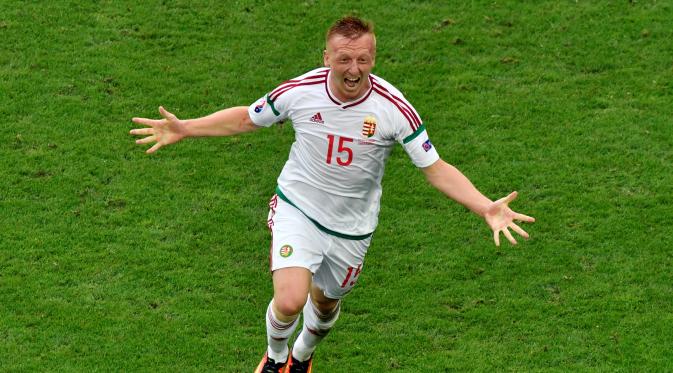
[130,16,535,373]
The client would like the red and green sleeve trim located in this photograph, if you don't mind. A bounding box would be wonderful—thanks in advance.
[275,186,373,240]
[266,95,280,116]
[403,123,426,144]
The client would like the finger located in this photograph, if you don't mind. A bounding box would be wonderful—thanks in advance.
[135,135,156,145]
[513,212,535,223]
[129,128,154,136]
[493,230,500,247]
[132,117,162,127]
[159,106,176,121]
[146,142,162,154]
[508,222,529,239]
[492,191,517,207]
[503,228,518,245]
[503,191,518,204]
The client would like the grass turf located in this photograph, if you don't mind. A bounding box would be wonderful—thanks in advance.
[1,0,672,371]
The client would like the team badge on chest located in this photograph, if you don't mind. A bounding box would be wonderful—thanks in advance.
[361,115,377,138]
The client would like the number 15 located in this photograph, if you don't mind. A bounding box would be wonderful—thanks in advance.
[326,134,353,166]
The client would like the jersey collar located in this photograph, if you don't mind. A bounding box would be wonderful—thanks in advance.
[324,69,374,109]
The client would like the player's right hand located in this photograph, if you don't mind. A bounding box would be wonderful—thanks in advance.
[130,106,187,154]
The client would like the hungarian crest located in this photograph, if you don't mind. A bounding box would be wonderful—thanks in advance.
[279,245,293,258]
[361,115,377,137]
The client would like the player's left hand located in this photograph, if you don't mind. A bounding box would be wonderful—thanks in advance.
[483,191,535,246]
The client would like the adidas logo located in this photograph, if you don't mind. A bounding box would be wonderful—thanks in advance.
[310,112,324,124]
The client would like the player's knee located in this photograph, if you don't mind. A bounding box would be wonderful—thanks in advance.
[310,286,340,315]
[273,294,307,317]
[313,298,339,316]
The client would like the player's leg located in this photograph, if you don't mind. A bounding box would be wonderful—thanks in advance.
[289,284,340,366]
[263,267,311,363]
[257,195,323,372]
[290,234,371,365]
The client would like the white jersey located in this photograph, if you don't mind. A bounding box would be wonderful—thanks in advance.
[248,67,440,238]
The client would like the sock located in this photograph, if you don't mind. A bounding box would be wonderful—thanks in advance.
[266,300,299,363]
[292,295,341,362]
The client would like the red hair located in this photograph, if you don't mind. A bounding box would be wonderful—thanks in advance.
[326,16,374,42]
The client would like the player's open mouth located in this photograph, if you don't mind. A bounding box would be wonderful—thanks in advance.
[344,77,360,88]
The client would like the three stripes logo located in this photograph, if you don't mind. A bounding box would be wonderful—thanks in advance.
[361,115,377,137]
[310,112,324,124]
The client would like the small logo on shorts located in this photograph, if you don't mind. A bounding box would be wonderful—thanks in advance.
[279,245,293,258]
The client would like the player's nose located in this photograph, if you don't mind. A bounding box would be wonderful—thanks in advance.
[347,61,359,75]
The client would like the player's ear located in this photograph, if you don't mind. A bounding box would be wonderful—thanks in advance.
[368,35,376,68]
[323,49,330,67]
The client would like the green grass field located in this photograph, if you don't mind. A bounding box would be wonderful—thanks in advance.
[2,0,672,371]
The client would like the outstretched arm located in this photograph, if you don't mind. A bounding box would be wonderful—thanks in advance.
[130,106,259,153]
[422,159,535,246]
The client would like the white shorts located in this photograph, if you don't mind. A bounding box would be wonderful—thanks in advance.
[267,194,372,299]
